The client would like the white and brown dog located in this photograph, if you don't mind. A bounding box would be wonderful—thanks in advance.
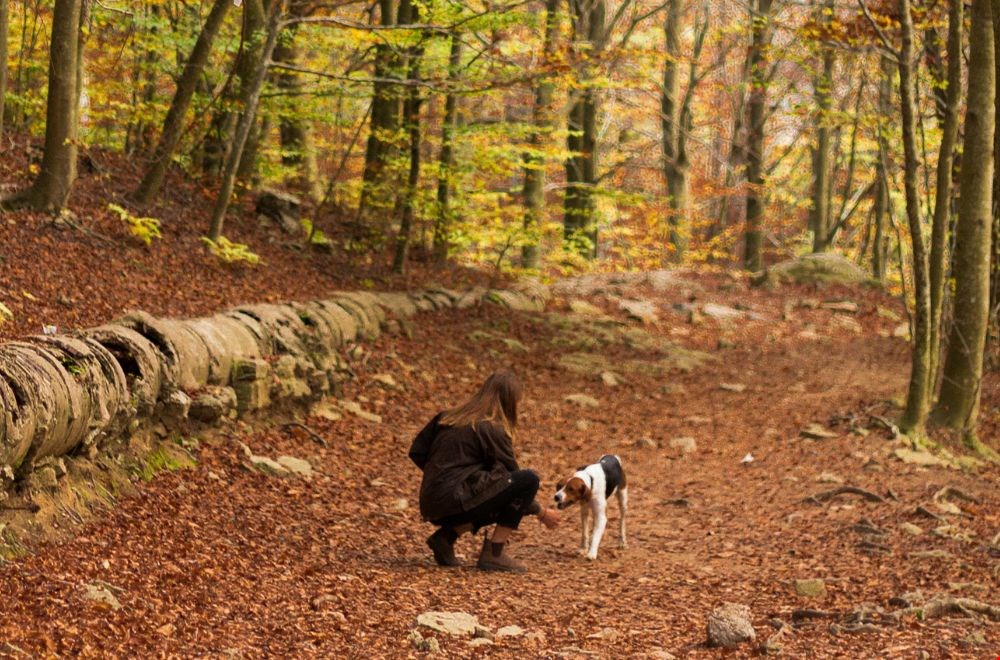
[553,455,628,560]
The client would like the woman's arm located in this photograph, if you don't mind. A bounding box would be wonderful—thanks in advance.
[407,413,443,470]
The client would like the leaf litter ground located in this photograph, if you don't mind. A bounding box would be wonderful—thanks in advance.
[0,269,997,657]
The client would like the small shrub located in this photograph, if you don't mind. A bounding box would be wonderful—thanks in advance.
[201,236,262,265]
[300,218,331,247]
[108,203,162,246]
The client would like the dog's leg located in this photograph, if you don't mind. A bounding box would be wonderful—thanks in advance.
[616,487,628,549]
[579,505,591,555]
[586,500,607,560]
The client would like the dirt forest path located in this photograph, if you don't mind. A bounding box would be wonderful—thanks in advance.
[0,273,996,658]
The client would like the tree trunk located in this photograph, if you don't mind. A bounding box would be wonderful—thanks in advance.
[872,55,893,281]
[662,0,689,259]
[932,0,995,435]
[234,0,270,186]
[897,0,933,434]
[201,0,266,179]
[928,0,963,394]
[742,0,772,271]
[391,0,423,274]
[274,7,320,201]
[357,0,400,238]
[521,0,560,268]
[0,0,9,141]
[990,0,1000,361]
[207,0,285,241]
[3,0,83,212]
[433,33,462,265]
[564,0,605,258]
[810,0,834,252]
[133,0,231,206]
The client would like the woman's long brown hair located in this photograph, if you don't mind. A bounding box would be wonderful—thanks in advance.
[440,371,521,437]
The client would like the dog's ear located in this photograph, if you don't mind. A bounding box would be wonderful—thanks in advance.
[555,478,566,491]
[580,483,592,502]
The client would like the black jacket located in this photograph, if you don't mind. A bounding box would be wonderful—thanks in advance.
[409,414,519,522]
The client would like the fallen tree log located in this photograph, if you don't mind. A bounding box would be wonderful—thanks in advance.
[83,324,165,414]
[115,312,211,390]
[33,335,130,450]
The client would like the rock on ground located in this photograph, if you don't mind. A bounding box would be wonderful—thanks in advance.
[758,252,869,287]
[565,393,599,408]
[668,437,697,454]
[706,603,756,647]
[794,578,827,598]
[416,611,481,636]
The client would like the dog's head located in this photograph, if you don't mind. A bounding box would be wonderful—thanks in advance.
[553,475,591,509]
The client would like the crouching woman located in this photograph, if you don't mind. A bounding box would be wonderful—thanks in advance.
[408,371,559,573]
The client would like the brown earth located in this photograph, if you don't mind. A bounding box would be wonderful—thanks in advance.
[0,271,996,658]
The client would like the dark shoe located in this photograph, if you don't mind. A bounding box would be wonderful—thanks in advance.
[476,535,526,573]
[427,528,460,567]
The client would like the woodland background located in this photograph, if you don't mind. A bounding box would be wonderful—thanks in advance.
[0,0,998,444]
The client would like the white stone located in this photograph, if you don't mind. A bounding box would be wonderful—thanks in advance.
[565,393,599,408]
[416,611,482,637]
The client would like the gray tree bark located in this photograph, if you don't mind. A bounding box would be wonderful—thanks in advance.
[810,0,834,252]
[0,0,9,141]
[391,0,424,274]
[3,0,84,212]
[433,33,463,265]
[742,0,772,271]
[932,0,995,436]
[564,0,606,258]
[521,0,560,268]
[207,0,286,241]
[133,0,231,206]
[661,0,686,258]
[357,0,401,239]
[871,55,893,282]
[928,0,963,395]
[897,0,933,433]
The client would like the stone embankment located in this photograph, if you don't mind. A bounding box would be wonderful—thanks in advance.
[0,286,548,496]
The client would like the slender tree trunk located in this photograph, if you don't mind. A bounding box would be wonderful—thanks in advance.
[662,0,687,258]
[357,0,400,238]
[742,0,772,271]
[0,0,9,141]
[201,0,266,179]
[207,0,285,240]
[234,0,271,186]
[133,0,230,206]
[391,1,423,274]
[872,55,893,281]
[897,0,933,434]
[521,0,559,268]
[433,33,462,265]
[990,0,1000,360]
[928,0,963,394]
[810,0,834,252]
[564,0,605,258]
[932,0,995,435]
[3,0,83,212]
[274,8,320,201]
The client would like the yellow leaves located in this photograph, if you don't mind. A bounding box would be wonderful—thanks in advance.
[0,302,12,326]
[108,204,162,247]
[200,236,262,266]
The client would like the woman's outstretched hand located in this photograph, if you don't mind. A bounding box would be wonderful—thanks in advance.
[538,506,560,529]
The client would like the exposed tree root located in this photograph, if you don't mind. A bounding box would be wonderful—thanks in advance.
[280,422,328,447]
[805,485,885,504]
[892,597,1000,622]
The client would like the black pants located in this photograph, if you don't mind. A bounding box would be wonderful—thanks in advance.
[433,469,540,532]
